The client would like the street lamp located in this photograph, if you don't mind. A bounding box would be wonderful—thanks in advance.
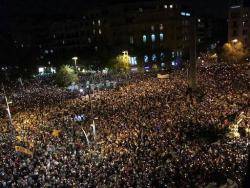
[232,39,238,44]
[72,56,78,70]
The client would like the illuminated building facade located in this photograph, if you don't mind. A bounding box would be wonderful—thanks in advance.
[11,0,195,69]
[228,0,250,49]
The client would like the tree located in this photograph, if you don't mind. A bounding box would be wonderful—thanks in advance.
[222,40,247,63]
[56,65,78,87]
[114,54,131,72]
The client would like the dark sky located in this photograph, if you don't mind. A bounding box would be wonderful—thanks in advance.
[2,0,230,18]
[0,0,230,33]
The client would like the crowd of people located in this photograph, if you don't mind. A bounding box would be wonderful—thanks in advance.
[0,63,249,187]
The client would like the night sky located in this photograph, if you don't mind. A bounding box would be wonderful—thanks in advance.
[1,0,230,21]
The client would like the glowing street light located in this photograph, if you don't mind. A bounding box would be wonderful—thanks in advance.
[232,39,238,43]
[72,56,78,70]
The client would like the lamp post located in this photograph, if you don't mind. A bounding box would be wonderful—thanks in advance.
[2,83,15,143]
[72,57,78,70]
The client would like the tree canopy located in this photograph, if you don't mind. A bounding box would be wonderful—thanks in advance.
[222,40,247,63]
[56,65,78,87]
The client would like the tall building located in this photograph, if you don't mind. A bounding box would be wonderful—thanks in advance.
[228,0,250,49]
[10,0,196,69]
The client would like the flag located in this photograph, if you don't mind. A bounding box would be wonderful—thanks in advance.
[15,146,33,156]
[52,130,61,137]
[90,120,96,139]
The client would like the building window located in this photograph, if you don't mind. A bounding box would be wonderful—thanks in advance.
[93,21,95,25]
[172,51,175,58]
[170,4,173,9]
[130,57,137,65]
[98,19,101,26]
[181,12,191,16]
[88,37,92,43]
[180,51,183,57]
[130,36,134,44]
[151,34,156,42]
[151,25,155,31]
[99,29,102,34]
[198,19,201,22]
[160,52,165,61]
[144,55,149,63]
[160,33,164,41]
[143,35,147,43]
[152,54,157,62]
[164,5,168,9]
[160,24,164,30]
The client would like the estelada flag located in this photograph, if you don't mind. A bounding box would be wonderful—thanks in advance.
[52,130,61,137]
[15,146,33,156]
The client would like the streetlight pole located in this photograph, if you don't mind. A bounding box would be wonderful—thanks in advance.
[72,57,78,71]
[2,83,15,143]
[188,17,197,91]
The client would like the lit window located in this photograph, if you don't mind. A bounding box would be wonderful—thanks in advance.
[181,12,186,16]
[130,36,134,44]
[152,54,157,62]
[164,5,168,9]
[144,55,149,63]
[243,22,246,27]
[198,19,201,22]
[151,34,156,42]
[95,46,98,51]
[160,52,165,60]
[143,35,147,43]
[151,25,155,31]
[98,20,101,26]
[62,40,65,44]
[186,13,191,16]
[130,57,137,65]
[160,24,164,30]
[50,49,54,53]
[44,50,49,54]
[93,21,95,25]
[99,29,102,34]
[53,34,56,38]
[170,4,173,9]
[160,33,164,41]
[172,51,175,58]
[180,51,183,57]
[88,37,91,43]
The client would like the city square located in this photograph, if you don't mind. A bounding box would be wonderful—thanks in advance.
[0,0,250,187]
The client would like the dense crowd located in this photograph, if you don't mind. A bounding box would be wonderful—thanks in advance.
[0,63,249,187]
